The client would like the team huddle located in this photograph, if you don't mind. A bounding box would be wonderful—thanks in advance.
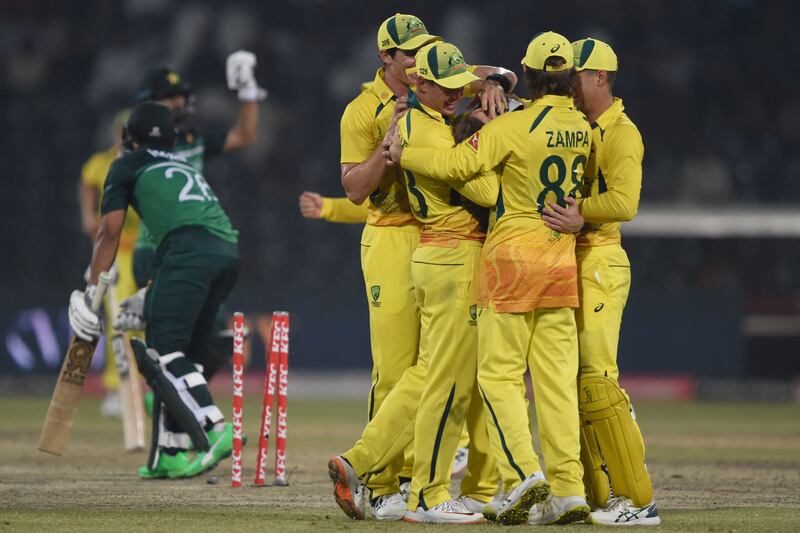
[319,14,658,527]
[66,9,656,529]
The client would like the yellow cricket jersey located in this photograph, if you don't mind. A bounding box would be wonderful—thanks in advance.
[81,146,140,250]
[401,95,592,312]
[398,95,498,246]
[320,197,369,224]
[577,98,643,247]
[340,69,418,227]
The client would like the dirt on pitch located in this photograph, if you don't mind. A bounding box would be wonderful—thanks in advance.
[0,397,798,532]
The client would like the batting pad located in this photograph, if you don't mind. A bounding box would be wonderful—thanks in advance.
[578,375,653,507]
[130,338,209,452]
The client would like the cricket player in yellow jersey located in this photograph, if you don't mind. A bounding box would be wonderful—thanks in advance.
[329,41,501,524]
[391,32,593,526]
[541,38,660,526]
[79,108,140,416]
[338,13,516,518]
[396,42,500,524]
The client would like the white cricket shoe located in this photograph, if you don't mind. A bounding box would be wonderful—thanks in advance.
[100,390,122,418]
[369,491,406,521]
[455,495,487,514]
[528,495,591,525]
[496,471,550,525]
[481,490,505,522]
[451,447,469,479]
[590,497,661,526]
[404,499,485,524]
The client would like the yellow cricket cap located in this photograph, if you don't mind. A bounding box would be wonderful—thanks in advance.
[520,31,574,71]
[377,13,441,51]
[414,42,480,90]
[572,38,618,71]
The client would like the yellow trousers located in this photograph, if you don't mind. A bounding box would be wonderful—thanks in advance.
[576,244,652,504]
[101,247,138,391]
[406,241,497,510]
[477,305,584,497]
[359,223,420,495]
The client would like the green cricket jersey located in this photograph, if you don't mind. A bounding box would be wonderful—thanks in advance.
[133,129,227,249]
[102,144,238,246]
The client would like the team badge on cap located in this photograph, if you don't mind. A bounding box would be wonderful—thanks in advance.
[414,42,480,89]
[377,13,441,51]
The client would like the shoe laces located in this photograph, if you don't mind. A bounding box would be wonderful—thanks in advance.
[604,496,633,512]
[433,499,470,513]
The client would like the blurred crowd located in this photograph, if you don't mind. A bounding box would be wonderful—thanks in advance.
[1,0,798,309]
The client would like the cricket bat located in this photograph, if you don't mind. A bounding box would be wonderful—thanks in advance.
[38,272,111,456]
[107,281,146,451]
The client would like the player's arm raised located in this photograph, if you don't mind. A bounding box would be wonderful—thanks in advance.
[469,66,518,118]
[223,50,267,152]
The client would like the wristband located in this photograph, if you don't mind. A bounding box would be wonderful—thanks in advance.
[485,74,511,93]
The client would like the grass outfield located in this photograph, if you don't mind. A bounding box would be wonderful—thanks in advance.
[0,396,798,532]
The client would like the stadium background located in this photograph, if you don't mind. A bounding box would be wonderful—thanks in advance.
[1,0,798,394]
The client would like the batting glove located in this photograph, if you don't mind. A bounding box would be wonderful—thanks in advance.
[226,50,268,102]
[114,287,147,332]
[68,285,103,341]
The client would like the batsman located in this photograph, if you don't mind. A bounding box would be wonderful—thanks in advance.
[69,102,239,478]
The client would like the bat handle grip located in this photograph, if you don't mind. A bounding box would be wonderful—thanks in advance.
[91,271,112,313]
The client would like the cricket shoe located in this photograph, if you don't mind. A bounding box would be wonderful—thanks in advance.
[496,471,550,525]
[451,447,469,479]
[481,490,505,522]
[404,499,485,524]
[138,450,196,479]
[455,495,488,514]
[328,456,365,520]
[190,422,234,475]
[528,495,590,525]
[590,497,661,526]
[369,491,407,521]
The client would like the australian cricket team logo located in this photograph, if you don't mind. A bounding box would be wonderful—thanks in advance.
[468,304,478,326]
[370,285,381,307]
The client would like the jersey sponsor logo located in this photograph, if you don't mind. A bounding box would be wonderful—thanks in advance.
[467,131,479,151]
[594,303,605,312]
[545,130,589,148]
[370,285,381,307]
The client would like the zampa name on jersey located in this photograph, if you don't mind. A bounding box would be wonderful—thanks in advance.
[545,130,589,148]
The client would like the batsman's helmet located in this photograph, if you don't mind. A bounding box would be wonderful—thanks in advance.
[136,66,192,102]
[123,102,176,148]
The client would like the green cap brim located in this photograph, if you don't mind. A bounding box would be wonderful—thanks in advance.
[430,70,481,89]
[398,33,442,50]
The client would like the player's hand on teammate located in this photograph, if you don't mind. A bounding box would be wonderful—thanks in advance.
[384,126,403,167]
[68,286,103,341]
[114,287,147,331]
[226,50,268,102]
[299,191,324,219]
[541,196,585,234]
[473,78,508,119]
